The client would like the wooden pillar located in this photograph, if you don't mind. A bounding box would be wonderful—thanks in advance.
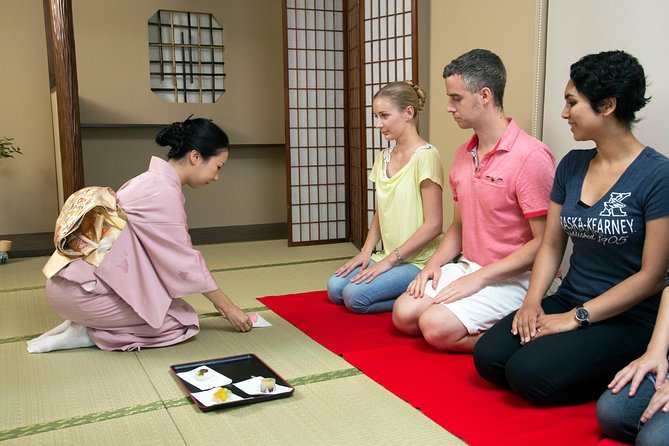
[44,0,84,199]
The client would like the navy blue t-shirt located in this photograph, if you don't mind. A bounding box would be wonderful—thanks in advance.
[551,147,669,328]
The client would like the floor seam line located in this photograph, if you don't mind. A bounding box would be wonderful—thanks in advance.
[0,256,349,294]
[0,367,362,441]
[1,306,271,345]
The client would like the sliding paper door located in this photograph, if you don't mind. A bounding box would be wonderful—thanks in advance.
[284,0,417,246]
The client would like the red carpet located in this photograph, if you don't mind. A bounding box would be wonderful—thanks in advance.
[259,291,625,446]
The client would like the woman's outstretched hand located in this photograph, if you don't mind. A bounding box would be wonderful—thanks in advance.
[217,304,253,332]
[204,288,252,332]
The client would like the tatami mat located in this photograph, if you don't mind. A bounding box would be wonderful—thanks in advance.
[1,343,159,430]
[197,240,357,269]
[167,375,465,446]
[0,256,49,291]
[1,411,186,446]
[0,289,64,340]
[184,260,344,312]
[0,240,462,445]
[136,315,353,401]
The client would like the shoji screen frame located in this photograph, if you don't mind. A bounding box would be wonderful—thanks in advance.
[283,0,417,247]
[346,0,364,246]
[359,0,417,245]
[283,0,349,246]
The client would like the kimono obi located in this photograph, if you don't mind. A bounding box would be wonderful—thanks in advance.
[43,187,127,278]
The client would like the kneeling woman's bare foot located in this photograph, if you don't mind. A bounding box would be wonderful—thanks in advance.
[27,322,95,353]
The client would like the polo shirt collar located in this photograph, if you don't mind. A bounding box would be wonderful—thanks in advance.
[465,118,520,154]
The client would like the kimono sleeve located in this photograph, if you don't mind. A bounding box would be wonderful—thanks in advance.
[125,186,218,297]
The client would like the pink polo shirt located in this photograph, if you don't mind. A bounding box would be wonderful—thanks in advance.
[449,119,555,266]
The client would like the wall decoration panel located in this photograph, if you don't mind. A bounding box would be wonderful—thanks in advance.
[148,10,226,103]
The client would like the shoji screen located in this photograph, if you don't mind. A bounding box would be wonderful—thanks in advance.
[284,0,347,245]
[283,0,417,246]
[362,0,417,237]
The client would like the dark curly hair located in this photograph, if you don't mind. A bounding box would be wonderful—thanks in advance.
[155,117,229,160]
[570,50,650,128]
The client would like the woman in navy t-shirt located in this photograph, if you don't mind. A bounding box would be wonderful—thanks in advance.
[473,50,669,406]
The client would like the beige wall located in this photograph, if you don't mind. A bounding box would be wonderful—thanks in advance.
[426,0,546,225]
[1,0,547,237]
[82,129,286,228]
[0,0,59,235]
[75,0,287,228]
[73,0,285,144]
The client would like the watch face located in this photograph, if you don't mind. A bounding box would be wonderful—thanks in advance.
[575,307,589,322]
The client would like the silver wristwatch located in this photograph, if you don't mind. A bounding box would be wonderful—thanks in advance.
[574,305,590,326]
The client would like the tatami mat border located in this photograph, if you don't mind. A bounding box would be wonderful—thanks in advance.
[0,368,362,441]
[0,308,270,345]
[0,285,43,295]
[208,256,350,274]
[0,257,349,295]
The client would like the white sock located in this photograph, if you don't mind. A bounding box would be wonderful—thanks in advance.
[27,322,95,353]
[30,320,73,342]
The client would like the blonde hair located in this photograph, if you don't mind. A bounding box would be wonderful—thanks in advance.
[373,80,427,124]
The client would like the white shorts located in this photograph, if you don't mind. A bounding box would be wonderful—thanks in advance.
[423,257,560,335]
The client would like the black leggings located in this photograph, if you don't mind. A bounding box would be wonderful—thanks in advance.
[473,294,653,406]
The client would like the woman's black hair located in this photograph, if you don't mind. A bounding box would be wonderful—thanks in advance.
[155,117,229,160]
[570,50,650,128]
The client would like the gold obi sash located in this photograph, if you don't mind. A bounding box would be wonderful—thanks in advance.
[43,187,127,278]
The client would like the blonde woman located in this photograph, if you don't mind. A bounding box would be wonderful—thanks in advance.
[327,81,444,313]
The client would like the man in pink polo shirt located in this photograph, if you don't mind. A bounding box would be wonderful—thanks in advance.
[392,49,557,352]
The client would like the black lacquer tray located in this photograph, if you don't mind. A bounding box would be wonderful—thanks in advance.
[171,353,295,411]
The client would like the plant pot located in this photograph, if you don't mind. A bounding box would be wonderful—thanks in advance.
[0,240,12,264]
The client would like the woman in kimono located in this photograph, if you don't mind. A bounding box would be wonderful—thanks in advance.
[28,117,252,353]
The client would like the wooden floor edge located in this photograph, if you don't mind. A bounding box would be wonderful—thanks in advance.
[0,223,288,259]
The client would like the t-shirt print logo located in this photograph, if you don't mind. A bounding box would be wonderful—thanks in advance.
[599,192,631,217]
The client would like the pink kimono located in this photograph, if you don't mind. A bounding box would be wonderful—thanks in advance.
[46,157,218,351]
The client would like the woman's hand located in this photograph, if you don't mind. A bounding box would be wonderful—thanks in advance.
[204,288,252,332]
[350,258,393,284]
[408,263,442,298]
[641,379,669,423]
[609,351,669,396]
[512,302,544,344]
[335,252,371,278]
[531,311,580,341]
[217,303,253,332]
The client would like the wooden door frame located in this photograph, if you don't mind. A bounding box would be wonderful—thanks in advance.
[43,0,85,200]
